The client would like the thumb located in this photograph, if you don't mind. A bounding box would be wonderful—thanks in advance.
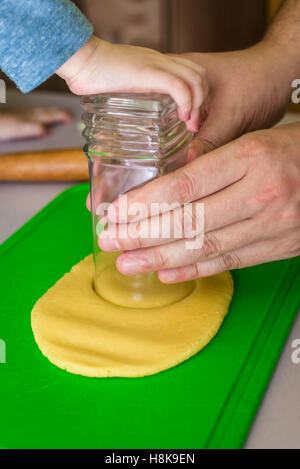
[188,103,240,161]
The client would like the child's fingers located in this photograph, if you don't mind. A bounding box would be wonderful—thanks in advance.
[170,56,208,111]
[162,56,207,131]
[140,67,193,120]
[166,62,205,114]
[187,108,201,133]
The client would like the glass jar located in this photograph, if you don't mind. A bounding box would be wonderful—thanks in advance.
[81,93,195,309]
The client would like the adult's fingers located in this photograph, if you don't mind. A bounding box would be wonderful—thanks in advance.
[108,139,248,224]
[115,217,259,276]
[99,177,253,252]
[158,238,284,283]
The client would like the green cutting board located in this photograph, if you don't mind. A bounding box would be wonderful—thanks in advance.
[0,183,299,449]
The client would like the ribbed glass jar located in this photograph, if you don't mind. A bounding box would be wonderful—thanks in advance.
[81,93,194,308]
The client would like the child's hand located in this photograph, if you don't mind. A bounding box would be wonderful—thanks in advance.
[56,36,207,133]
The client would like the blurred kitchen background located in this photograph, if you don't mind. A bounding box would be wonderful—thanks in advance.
[2,0,300,452]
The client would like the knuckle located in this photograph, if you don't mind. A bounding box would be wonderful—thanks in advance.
[199,135,218,153]
[170,77,186,92]
[191,71,203,87]
[202,233,222,258]
[122,222,143,249]
[182,204,198,236]
[170,79,191,106]
[256,175,293,206]
[187,59,206,78]
[172,170,197,204]
[191,263,202,279]
[191,128,218,152]
[152,248,166,268]
[237,134,273,160]
[219,252,241,270]
[203,138,217,152]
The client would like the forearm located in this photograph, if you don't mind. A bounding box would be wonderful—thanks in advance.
[0,0,93,93]
[263,0,300,76]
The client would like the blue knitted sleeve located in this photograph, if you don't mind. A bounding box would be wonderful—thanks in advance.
[0,0,93,93]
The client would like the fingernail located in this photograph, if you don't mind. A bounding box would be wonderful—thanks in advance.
[160,269,178,283]
[193,122,200,133]
[179,110,190,122]
[98,234,120,251]
[119,257,141,275]
[188,118,200,131]
[119,255,153,275]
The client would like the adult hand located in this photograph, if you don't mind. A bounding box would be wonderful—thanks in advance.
[99,123,300,282]
[56,36,208,132]
[173,40,295,157]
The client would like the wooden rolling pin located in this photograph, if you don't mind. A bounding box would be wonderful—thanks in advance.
[0,148,89,181]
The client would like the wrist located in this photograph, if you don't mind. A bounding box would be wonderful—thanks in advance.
[249,39,298,106]
[56,35,104,83]
[259,33,300,82]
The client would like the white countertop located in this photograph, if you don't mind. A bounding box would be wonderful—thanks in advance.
[0,90,299,449]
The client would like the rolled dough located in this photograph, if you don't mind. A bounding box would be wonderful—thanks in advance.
[31,254,233,378]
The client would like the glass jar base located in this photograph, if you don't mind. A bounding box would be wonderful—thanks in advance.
[94,265,195,309]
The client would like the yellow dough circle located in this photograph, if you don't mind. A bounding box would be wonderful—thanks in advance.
[31,255,233,378]
[94,252,195,309]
